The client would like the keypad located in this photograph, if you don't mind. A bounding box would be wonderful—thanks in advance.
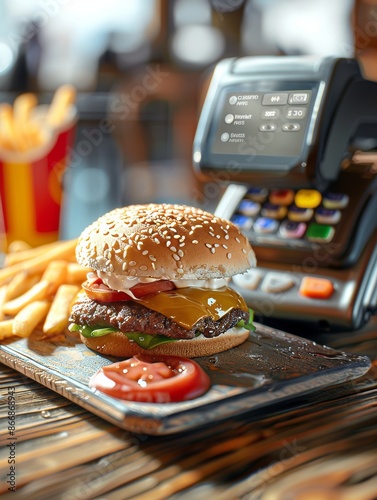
[232,269,335,304]
[232,187,349,245]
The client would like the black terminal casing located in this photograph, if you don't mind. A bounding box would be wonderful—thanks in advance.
[193,56,373,190]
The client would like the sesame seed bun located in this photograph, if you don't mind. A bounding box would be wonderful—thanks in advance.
[79,327,250,358]
[75,204,256,280]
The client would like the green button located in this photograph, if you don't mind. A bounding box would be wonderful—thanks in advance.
[306,223,335,242]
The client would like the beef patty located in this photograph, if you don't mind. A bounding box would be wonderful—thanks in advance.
[70,294,249,339]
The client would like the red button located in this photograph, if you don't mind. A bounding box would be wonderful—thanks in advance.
[269,189,295,206]
[299,277,334,299]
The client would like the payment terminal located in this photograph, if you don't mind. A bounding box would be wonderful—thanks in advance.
[193,56,377,331]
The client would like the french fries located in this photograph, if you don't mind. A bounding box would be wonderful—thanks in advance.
[7,240,32,253]
[0,85,76,154]
[13,93,40,151]
[0,320,14,340]
[3,280,51,316]
[46,84,76,127]
[43,284,80,337]
[4,272,40,301]
[0,239,77,285]
[13,300,50,338]
[0,239,90,341]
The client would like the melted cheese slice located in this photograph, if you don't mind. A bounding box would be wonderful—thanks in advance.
[136,287,248,330]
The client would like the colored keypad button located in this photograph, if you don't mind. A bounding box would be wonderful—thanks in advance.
[253,217,279,234]
[306,223,335,242]
[238,199,261,217]
[299,276,334,299]
[315,208,341,224]
[295,189,322,209]
[269,189,295,206]
[262,272,296,294]
[231,214,253,231]
[261,203,287,220]
[232,269,263,290]
[287,205,313,222]
[246,187,268,202]
[279,220,307,239]
[323,192,349,209]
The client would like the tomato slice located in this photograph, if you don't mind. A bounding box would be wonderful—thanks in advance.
[82,281,132,302]
[130,280,176,298]
[86,271,102,285]
[89,355,211,403]
[82,277,176,303]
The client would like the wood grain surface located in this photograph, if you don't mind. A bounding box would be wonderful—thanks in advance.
[1,320,377,499]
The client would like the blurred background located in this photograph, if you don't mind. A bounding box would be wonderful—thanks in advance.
[0,0,375,239]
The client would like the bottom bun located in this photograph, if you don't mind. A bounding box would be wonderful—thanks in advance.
[80,327,250,358]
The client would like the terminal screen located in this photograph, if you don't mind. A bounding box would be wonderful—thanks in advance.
[212,91,312,158]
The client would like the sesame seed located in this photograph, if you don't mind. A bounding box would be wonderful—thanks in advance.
[149,255,156,261]
[139,265,148,271]
[142,250,149,255]
[222,244,228,249]
[225,234,229,240]
[192,240,198,244]
[122,263,127,271]
[170,246,177,252]
[211,248,216,254]
[227,253,232,259]
[129,261,136,267]
[205,243,212,249]
[173,254,180,261]
[236,237,241,243]
[178,249,184,257]
[166,240,171,247]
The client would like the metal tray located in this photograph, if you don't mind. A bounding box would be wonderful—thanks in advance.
[0,323,371,435]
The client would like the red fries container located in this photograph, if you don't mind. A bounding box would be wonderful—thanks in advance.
[0,107,77,250]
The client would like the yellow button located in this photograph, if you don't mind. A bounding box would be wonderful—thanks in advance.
[295,189,322,209]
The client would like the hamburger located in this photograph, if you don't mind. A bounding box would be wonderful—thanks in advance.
[69,203,256,358]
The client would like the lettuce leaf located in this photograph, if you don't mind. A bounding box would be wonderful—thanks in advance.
[236,309,256,332]
[68,323,176,349]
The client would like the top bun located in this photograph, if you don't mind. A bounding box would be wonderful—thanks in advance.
[76,204,256,280]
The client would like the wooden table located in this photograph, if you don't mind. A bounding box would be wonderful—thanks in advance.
[1,320,377,499]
